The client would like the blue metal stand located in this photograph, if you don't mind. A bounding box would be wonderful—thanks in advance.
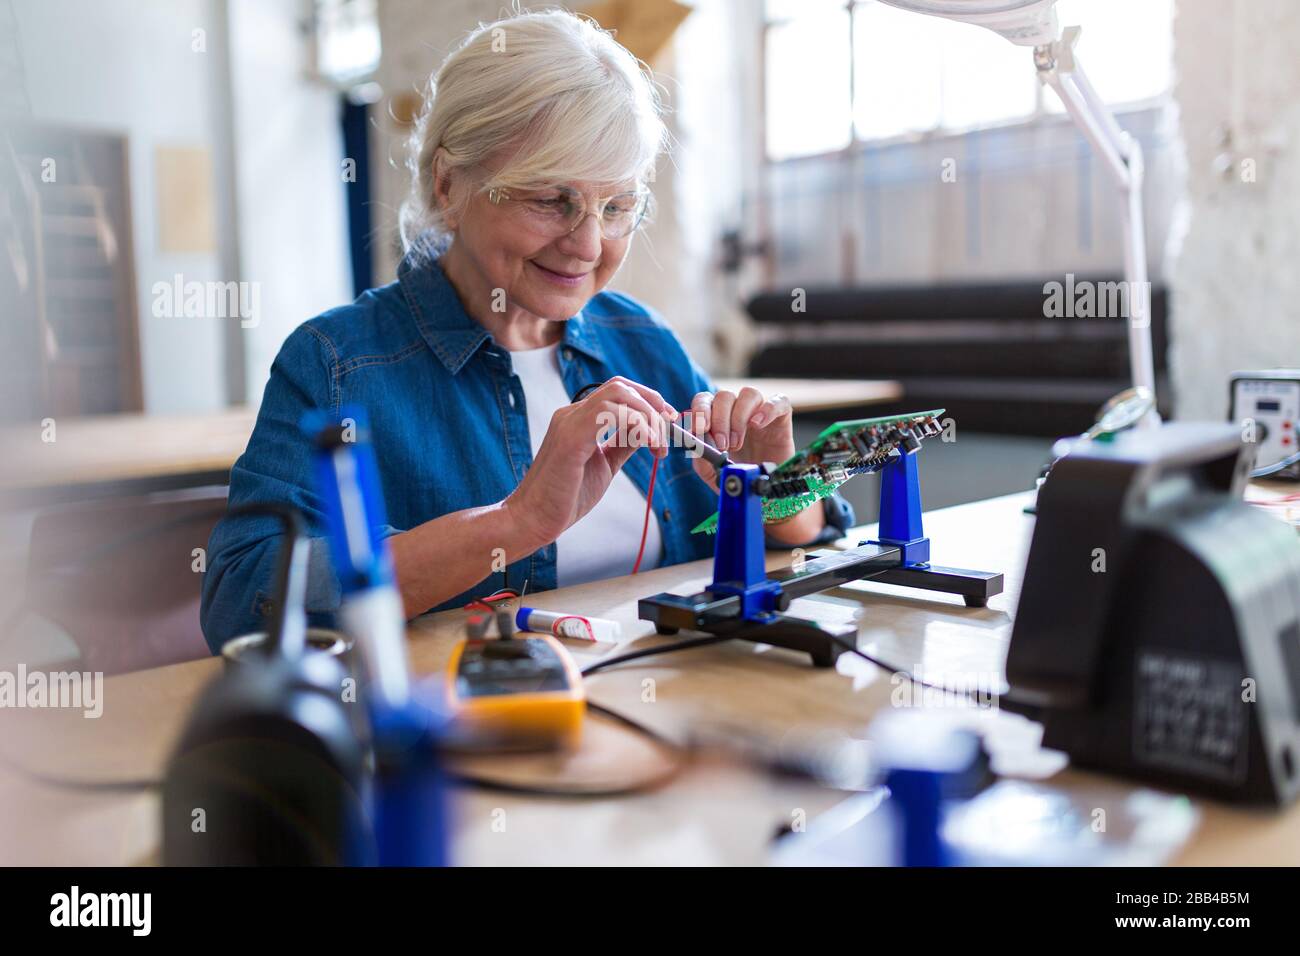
[639,451,1004,667]
[869,452,931,567]
[710,464,783,621]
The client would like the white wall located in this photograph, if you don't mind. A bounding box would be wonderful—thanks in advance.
[11,0,353,413]
[14,0,229,413]
[1167,0,1300,421]
[228,0,352,404]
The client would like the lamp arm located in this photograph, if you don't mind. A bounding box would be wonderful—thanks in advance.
[1067,54,1131,160]
[1036,57,1128,186]
[1035,39,1161,427]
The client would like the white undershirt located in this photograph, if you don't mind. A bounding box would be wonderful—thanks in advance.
[509,344,663,588]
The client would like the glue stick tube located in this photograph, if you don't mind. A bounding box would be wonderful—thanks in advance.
[515,607,622,642]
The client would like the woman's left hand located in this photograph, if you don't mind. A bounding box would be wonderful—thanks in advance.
[687,386,825,544]
[687,386,795,489]
[687,386,827,545]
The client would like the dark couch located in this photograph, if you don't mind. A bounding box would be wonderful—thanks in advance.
[745,277,1170,437]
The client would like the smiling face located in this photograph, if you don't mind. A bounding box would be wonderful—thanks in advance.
[443,170,638,323]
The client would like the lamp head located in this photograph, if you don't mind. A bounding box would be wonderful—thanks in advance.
[876,0,1061,46]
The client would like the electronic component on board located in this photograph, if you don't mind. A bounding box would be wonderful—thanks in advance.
[691,409,947,534]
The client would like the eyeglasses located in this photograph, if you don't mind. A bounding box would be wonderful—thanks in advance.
[486,185,651,240]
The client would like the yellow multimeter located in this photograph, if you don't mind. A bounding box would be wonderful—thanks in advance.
[446,634,585,750]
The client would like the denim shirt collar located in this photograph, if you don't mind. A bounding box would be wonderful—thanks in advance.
[398,232,608,374]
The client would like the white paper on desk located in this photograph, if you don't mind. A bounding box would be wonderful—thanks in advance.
[773,780,1198,867]
[943,780,1199,866]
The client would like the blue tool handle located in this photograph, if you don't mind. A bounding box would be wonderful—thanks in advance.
[304,406,395,594]
[369,694,449,867]
[305,406,410,705]
[886,767,951,867]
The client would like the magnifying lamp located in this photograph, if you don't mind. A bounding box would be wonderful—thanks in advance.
[878,0,1160,427]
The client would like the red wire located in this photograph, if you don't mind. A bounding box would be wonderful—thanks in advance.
[632,455,659,574]
[463,588,520,612]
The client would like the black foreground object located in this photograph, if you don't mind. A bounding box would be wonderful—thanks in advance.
[161,504,370,865]
[1005,423,1300,806]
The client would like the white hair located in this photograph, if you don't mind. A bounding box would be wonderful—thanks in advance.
[400,8,667,247]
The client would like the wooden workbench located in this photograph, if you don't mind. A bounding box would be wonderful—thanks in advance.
[1,490,1296,866]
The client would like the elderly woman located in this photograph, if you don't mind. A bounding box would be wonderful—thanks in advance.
[200,10,852,651]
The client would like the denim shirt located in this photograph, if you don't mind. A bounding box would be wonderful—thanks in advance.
[199,236,853,653]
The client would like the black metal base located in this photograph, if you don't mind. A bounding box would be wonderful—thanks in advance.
[864,563,1005,608]
[638,544,1005,668]
[648,609,858,668]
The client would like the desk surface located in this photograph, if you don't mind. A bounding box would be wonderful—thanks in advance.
[0,407,259,497]
[713,378,901,415]
[0,378,899,498]
[2,489,1296,866]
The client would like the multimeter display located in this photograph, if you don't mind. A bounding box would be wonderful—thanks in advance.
[455,639,569,698]
[446,635,586,749]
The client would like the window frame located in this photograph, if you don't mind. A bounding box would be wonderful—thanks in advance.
[760,0,1173,165]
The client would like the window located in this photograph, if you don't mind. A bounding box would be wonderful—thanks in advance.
[764,0,854,158]
[765,0,1174,160]
[312,0,382,88]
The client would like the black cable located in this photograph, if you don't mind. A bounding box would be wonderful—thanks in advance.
[1251,449,1300,479]
[580,633,733,676]
[580,628,999,705]
[447,699,689,798]
[0,748,159,793]
[820,633,1001,706]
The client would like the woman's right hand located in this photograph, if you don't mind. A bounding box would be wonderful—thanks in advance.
[505,376,677,548]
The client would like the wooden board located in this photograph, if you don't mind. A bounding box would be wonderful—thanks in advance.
[0,407,257,497]
[715,377,902,415]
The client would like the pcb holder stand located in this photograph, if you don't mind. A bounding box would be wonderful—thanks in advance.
[638,451,1004,667]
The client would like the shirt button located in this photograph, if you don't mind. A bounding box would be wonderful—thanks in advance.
[663,508,672,521]
[508,392,516,408]
[562,348,574,362]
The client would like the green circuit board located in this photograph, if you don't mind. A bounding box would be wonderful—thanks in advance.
[690,409,946,535]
